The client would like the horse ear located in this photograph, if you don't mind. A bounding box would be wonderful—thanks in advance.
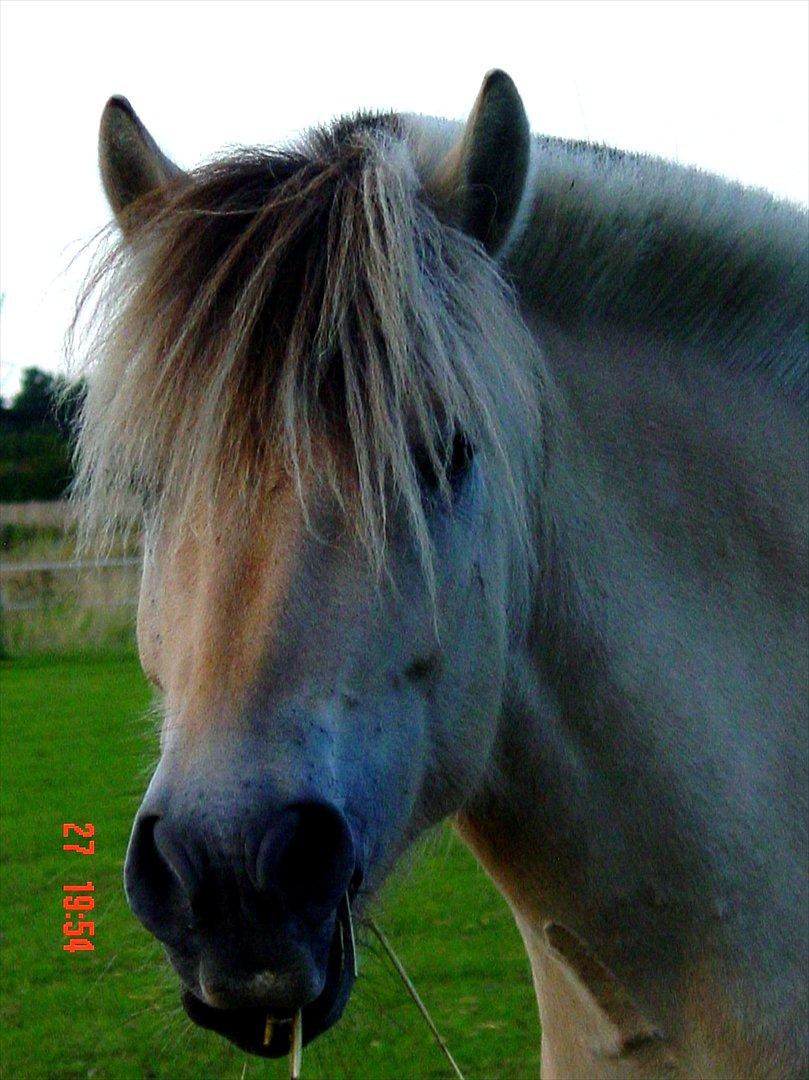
[431,70,531,256]
[99,96,182,227]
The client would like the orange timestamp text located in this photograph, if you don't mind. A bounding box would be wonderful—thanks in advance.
[62,822,95,954]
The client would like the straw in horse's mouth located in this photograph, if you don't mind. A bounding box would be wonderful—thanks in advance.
[180,900,355,1059]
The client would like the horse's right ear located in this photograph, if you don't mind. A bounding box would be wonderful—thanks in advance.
[428,70,531,256]
[99,96,182,229]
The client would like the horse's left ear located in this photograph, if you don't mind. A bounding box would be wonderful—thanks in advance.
[430,70,531,256]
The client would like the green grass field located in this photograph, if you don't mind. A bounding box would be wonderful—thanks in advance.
[0,654,541,1079]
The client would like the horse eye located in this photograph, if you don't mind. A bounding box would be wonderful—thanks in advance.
[447,432,474,483]
[415,432,475,494]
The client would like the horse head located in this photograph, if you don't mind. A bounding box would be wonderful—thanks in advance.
[78,72,542,1057]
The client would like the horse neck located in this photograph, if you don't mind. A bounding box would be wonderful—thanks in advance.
[452,135,807,1076]
[457,309,807,1042]
[484,147,807,923]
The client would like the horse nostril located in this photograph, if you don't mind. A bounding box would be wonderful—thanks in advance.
[256,802,355,922]
[124,814,197,945]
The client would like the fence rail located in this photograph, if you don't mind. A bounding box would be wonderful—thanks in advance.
[1,557,141,575]
[6,597,138,612]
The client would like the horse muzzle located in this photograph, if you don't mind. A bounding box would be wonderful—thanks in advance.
[124,797,361,1057]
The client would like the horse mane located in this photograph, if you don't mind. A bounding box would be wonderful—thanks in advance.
[506,134,809,402]
[70,114,545,591]
[72,103,805,591]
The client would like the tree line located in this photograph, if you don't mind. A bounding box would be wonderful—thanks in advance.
[0,368,85,502]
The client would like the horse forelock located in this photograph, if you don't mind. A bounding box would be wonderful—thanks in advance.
[70,113,546,599]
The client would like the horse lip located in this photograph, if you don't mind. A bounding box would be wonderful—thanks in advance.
[180,919,353,1058]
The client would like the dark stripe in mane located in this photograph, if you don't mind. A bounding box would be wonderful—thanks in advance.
[505,134,809,403]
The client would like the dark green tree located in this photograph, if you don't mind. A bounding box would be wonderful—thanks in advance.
[11,367,60,423]
[0,367,86,501]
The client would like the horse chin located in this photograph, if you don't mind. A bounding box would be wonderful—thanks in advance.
[180,923,354,1058]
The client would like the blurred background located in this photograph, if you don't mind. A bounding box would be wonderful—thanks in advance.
[0,2,807,1077]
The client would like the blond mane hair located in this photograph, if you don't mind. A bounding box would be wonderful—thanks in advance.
[71,116,547,594]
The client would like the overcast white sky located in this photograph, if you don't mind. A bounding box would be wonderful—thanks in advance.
[1,0,807,400]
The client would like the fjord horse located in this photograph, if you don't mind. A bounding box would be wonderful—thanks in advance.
[75,71,807,1077]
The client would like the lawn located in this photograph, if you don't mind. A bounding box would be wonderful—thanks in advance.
[0,654,541,1079]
